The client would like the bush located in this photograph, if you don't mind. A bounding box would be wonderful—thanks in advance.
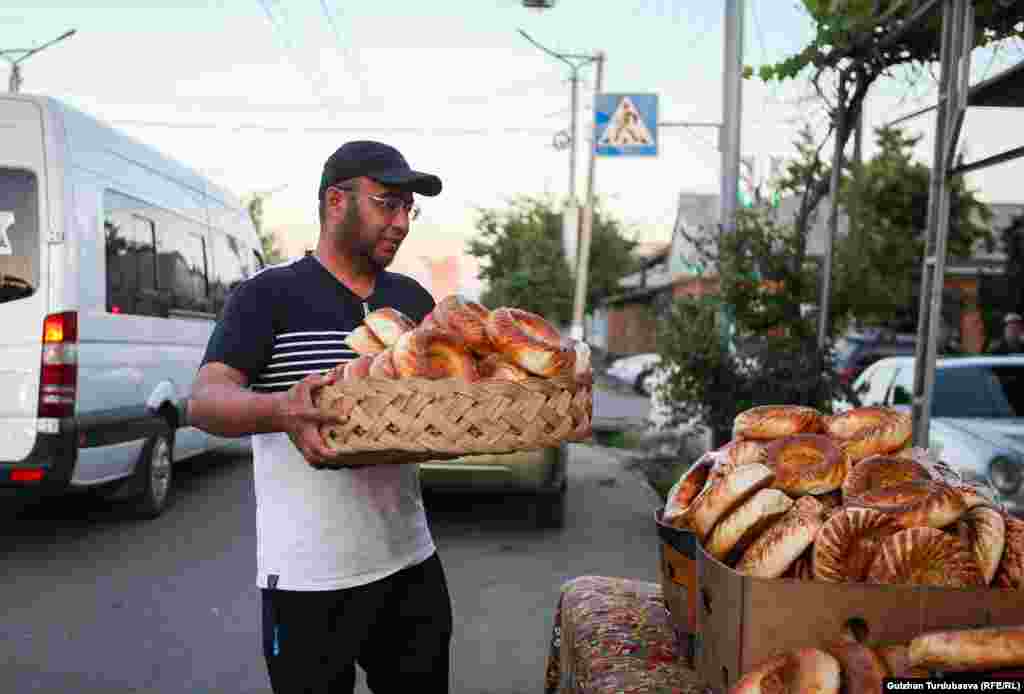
[654,294,841,448]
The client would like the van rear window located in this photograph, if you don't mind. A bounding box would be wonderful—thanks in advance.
[0,168,39,303]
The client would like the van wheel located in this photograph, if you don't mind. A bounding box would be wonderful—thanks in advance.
[131,427,174,519]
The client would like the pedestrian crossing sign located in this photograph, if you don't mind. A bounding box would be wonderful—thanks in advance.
[595,93,658,157]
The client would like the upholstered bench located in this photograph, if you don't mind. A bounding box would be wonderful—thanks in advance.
[544,575,706,694]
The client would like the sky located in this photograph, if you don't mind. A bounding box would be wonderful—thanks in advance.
[6,1,1023,298]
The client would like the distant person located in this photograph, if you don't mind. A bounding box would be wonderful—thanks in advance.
[989,312,1024,355]
[186,141,451,693]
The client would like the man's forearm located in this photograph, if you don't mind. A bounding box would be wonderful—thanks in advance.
[186,383,285,437]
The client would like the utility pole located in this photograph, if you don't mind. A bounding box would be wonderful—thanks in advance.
[518,30,600,271]
[912,0,973,446]
[817,76,848,352]
[1,29,77,93]
[570,51,605,342]
[719,0,745,347]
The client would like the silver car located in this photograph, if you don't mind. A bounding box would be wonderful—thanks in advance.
[842,355,1024,515]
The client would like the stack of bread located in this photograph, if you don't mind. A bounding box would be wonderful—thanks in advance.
[730,623,1024,694]
[310,295,593,462]
[663,404,1024,589]
[333,294,592,387]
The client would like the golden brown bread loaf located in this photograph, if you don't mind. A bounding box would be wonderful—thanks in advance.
[686,463,775,541]
[732,405,824,441]
[735,496,825,578]
[823,406,912,462]
[993,515,1024,589]
[362,307,415,348]
[841,454,932,504]
[825,637,889,694]
[346,324,387,356]
[392,327,480,381]
[909,626,1024,672]
[957,505,1006,585]
[431,295,495,356]
[728,648,840,694]
[476,353,531,382]
[875,644,929,678]
[785,551,815,580]
[846,479,967,530]
[705,488,794,563]
[710,439,769,480]
[662,456,714,529]
[763,434,849,496]
[815,489,845,517]
[484,307,575,378]
[866,526,984,588]
[813,508,900,583]
[956,482,1001,510]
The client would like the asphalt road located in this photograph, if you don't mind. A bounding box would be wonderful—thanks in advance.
[0,418,664,693]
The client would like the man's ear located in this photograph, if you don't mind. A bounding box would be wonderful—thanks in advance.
[324,187,347,219]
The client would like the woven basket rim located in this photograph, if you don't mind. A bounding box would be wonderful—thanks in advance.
[312,374,593,465]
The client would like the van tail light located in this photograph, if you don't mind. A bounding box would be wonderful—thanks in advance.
[38,312,78,420]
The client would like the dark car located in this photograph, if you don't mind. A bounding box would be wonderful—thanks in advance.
[833,330,918,386]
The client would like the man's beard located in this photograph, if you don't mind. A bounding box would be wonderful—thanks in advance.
[334,204,394,271]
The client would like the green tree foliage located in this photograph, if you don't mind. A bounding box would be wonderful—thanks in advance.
[744,1,1021,345]
[465,195,638,324]
[752,1,1022,84]
[833,126,992,328]
[658,128,844,447]
[246,194,286,265]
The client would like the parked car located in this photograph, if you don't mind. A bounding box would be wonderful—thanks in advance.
[418,444,569,529]
[607,353,661,395]
[833,329,918,386]
[839,355,1024,515]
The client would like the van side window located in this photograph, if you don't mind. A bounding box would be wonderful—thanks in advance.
[105,192,161,317]
[155,218,210,315]
[105,190,212,318]
[209,231,253,315]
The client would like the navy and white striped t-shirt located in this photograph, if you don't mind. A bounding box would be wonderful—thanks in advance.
[201,254,435,391]
[199,254,438,591]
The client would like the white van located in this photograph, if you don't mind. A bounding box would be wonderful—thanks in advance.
[0,94,263,517]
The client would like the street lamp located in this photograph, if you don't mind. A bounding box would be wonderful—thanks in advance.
[1,29,77,93]
[518,30,602,288]
[518,29,599,210]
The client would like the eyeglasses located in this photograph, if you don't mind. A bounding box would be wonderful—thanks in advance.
[334,186,421,221]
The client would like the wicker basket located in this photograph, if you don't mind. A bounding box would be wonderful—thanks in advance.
[311,374,593,467]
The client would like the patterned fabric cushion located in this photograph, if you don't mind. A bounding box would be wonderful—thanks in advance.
[544,575,706,694]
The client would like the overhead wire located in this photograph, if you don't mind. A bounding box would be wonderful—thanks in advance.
[319,0,371,104]
[110,118,560,138]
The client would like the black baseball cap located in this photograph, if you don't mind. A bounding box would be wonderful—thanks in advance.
[318,141,442,200]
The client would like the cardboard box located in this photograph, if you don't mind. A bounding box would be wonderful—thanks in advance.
[695,541,1024,693]
[654,510,698,666]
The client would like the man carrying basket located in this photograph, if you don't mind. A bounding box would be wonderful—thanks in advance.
[187,141,451,693]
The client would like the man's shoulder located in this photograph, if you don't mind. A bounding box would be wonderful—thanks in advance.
[237,257,310,293]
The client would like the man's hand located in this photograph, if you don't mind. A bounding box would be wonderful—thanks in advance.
[275,371,347,469]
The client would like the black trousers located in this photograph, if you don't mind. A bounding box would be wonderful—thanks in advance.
[261,553,452,693]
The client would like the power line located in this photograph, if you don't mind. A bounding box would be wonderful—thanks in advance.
[110,118,561,138]
[319,0,370,102]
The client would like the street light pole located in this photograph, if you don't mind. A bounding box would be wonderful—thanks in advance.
[2,29,77,93]
[570,50,605,341]
[517,29,601,276]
